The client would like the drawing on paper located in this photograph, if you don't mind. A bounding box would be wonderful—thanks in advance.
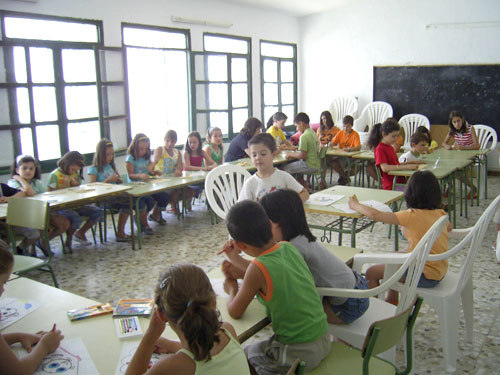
[0,297,43,330]
[116,341,169,375]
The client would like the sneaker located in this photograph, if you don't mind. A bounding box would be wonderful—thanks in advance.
[73,233,92,245]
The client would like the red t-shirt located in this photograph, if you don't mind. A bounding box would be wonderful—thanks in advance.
[375,142,404,190]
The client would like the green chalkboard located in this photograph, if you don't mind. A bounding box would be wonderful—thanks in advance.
[373,64,500,136]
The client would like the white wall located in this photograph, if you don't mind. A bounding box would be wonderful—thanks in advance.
[299,0,500,119]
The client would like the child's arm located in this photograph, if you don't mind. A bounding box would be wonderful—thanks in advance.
[202,150,216,171]
[0,329,63,375]
[225,262,265,319]
[126,162,149,182]
[219,239,251,273]
[285,150,306,160]
[12,176,35,196]
[298,187,309,202]
[348,194,400,225]
[153,147,163,166]
[183,151,201,171]
[147,161,161,176]
[174,153,183,177]
[345,144,361,152]
[442,132,453,150]
[454,127,480,150]
[379,162,418,172]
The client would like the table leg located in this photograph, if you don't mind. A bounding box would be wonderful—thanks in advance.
[351,218,356,248]
[476,160,480,206]
[128,196,135,250]
[135,197,143,250]
[452,173,456,227]
[338,217,344,246]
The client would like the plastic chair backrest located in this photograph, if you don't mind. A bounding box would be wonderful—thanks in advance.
[399,114,430,148]
[7,197,48,231]
[474,124,498,152]
[204,164,251,220]
[329,97,358,125]
[354,101,393,133]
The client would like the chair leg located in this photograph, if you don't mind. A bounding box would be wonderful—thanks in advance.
[461,279,474,342]
[47,264,59,288]
[436,299,460,373]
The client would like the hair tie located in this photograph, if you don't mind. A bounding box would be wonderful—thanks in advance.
[106,142,113,146]
[159,276,171,289]
[138,136,149,141]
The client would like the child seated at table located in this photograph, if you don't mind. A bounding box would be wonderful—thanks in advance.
[8,155,70,256]
[259,188,369,324]
[126,263,250,375]
[0,239,64,374]
[266,111,296,151]
[348,171,452,305]
[47,151,104,249]
[238,133,309,202]
[222,200,330,374]
[399,132,428,163]
[283,112,321,189]
[328,115,361,185]
[416,126,438,153]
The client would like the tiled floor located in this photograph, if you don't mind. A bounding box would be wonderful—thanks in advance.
[19,175,500,374]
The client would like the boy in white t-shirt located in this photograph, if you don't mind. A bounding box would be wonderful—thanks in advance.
[399,132,428,163]
[238,133,309,202]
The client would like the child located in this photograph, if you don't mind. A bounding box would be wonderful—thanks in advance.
[328,115,361,185]
[154,130,183,214]
[204,127,224,165]
[399,132,428,163]
[225,118,263,162]
[442,111,479,197]
[283,112,321,188]
[126,133,169,228]
[317,110,339,146]
[348,171,452,304]
[125,263,250,375]
[416,126,438,153]
[367,119,422,190]
[259,188,369,324]
[0,239,64,374]
[238,133,309,202]
[266,112,296,150]
[8,155,70,255]
[222,200,330,374]
[47,151,104,249]
[89,139,145,242]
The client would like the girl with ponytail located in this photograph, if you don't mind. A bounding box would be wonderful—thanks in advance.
[126,263,250,375]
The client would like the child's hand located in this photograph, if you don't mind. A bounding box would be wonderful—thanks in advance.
[348,194,359,209]
[174,170,182,177]
[408,164,418,170]
[107,174,121,183]
[70,177,79,186]
[140,174,150,182]
[17,332,42,352]
[222,260,245,280]
[220,239,241,260]
[38,329,64,354]
[154,170,162,176]
[13,175,26,183]
[444,144,452,150]
[153,337,178,354]
[0,196,8,203]
[146,308,166,340]
[223,278,239,295]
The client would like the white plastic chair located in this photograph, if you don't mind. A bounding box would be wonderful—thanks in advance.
[392,196,500,373]
[204,164,251,220]
[353,101,393,134]
[329,96,358,126]
[318,215,449,362]
[399,113,430,150]
[473,125,497,199]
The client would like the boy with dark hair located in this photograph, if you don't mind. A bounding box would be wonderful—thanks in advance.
[399,132,429,163]
[223,200,330,375]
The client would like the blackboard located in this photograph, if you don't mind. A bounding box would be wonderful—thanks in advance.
[373,65,500,137]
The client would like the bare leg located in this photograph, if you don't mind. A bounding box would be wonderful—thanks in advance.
[117,212,130,238]
[330,159,348,183]
[75,220,96,241]
[322,299,347,324]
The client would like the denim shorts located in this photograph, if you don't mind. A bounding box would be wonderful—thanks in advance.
[329,271,370,323]
[403,269,442,288]
[56,209,83,230]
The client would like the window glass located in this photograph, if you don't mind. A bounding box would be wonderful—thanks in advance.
[280,61,294,82]
[30,47,54,83]
[260,42,294,58]
[281,83,294,105]
[68,120,100,154]
[36,125,61,160]
[232,83,248,108]
[231,58,247,82]
[33,87,57,122]
[62,49,96,83]
[16,88,30,124]
[208,84,228,109]
[210,112,229,135]
[204,35,248,54]
[263,60,278,82]
[13,47,26,83]
[264,83,278,105]
[123,27,186,49]
[65,86,99,119]
[20,128,34,156]
[207,55,228,81]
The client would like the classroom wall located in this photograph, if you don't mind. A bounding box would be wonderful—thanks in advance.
[298,0,500,120]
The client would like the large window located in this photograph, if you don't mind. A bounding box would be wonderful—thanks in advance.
[192,33,251,138]
[123,24,190,148]
[0,12,127,169]
[260,40,297,126]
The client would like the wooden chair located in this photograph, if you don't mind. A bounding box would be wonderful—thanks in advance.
[7,197,59,288]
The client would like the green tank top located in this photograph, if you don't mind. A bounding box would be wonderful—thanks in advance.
[177,327,250,375]
[253,242,328,344]
[208,144,223,165]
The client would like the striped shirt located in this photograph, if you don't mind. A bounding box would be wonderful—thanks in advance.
[452,124,474,147]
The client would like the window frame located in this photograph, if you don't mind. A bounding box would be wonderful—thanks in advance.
[259,39,297,125]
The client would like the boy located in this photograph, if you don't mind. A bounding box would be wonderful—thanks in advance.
[223,200,330,375]
[399,132,428,163]
[329,115,361,185]
[283,112,320,188]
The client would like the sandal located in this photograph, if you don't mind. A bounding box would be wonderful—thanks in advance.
[142,226,154,235]
[116,235,131,243]
[74,233,92,245]
[148,214,167,225]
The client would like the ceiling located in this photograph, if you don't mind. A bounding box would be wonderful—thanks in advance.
[215,0,347,17]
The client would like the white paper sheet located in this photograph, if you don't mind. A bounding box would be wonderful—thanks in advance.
[333,200,393,214]
[115,341,169,375]
[210,277,243,297]
[306,194,344,206]
[0,297,43,330]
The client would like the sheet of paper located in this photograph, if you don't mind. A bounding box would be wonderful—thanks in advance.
[333,200,393,214]
[16,337,98,375]
[0,297,43,330]
[332,203,357,214]
[115,341,169,375]
[306,194,344,206]
[210,277,243,297]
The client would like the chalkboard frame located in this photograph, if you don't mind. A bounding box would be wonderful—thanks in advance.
[373,64,500,137]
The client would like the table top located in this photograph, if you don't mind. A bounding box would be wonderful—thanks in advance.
[421,148,487,161]
[304,185,403,218]
[2,277,267,374]
[326,148,362,157]
[389,159,472,178]
[351,151,375,160]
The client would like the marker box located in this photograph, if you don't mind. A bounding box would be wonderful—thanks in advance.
[114,316,142,339]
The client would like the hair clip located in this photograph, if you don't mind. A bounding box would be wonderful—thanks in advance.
[138,136,149,141]
[159,276,171,289]
[106,142,113,146]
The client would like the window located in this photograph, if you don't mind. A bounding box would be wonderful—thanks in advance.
[123,24,190,148]
[260,40,297,126]
[193,33,251,139]
[0,11,120,168]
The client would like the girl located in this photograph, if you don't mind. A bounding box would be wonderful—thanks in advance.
[0,239,64,374]
[266,112,296,151]
[204,127,224,165]
[367,119,422,190]
[348,171,452,304]
[183,131,216,172]
[126,133,170,229]
[259,189,369,324]
[125,263,250,375]
[8,155,70,255]
[316,110,339,146]
[154,130,183,214]
[47,151,104,249]
[225,117,263,162]
[416,125,438,153]
[89,139,148,242]
[442,111,479,197]
[238,133,309,202]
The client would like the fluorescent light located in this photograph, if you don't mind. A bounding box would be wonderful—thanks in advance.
[426,21,500,30]
[171,16,233,28]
